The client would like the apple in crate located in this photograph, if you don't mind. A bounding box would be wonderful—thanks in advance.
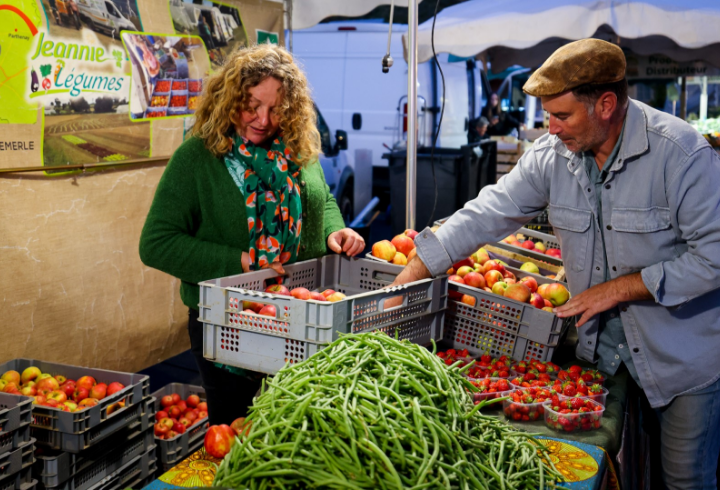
[291,287,311,300]
[463,272,486,289]
[456,266,474,278]
[534,242,547,252]
[327,292,346,302]
[78,398,98,408]
[258,305,277,317]
[491,282,508,296]
[484,270,504,288]
[76,376,96,391]
[519,276,538,293]
[392,252,407,265]
[461,294,476,307]
[391,234,415,257]
[1,370,20,385]
[505,283,532,303]
[546,248,562,258]
[20,386,36,397]
[265,284,290,296]
[448,275,464,285]
[472,248,490,265]
[520,262,540,274]
[404,229,419,240]
[63,401,78,412]
[3,382,19,394]
[529,293,545,309]
[321,289,336,298]
[48,390,68,404]
[37,377,60,392]
[309,292,327,301]
[372,240,396,261]
[542,283,570,306]
[20,367,41,384]
[482,260,505,275]
[107,382,125,396]
[73,387,89,403]
[90,383,107,400]
[521,240,535,250]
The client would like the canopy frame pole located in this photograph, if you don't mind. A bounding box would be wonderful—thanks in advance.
[285,0,293,53]
[679,76,687,120]
[406,0,418,230]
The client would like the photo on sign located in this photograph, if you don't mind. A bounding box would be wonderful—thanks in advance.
[168,0,247,69]
[122,32,210,120]
[41,0,142,53]
[37,0,150,170]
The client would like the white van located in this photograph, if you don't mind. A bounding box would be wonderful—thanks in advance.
[77,0,136,38]
[292,21,486,216]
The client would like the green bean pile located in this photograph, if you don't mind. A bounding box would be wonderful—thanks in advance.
[213,333,564,489]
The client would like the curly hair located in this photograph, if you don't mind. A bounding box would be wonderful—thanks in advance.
[191,44,320,166]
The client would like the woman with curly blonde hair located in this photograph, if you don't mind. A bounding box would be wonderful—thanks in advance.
[140,44,364,424]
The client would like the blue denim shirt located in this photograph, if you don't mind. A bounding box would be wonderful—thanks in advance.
[415,99,720,408]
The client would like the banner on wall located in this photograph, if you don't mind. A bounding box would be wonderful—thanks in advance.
[0,0,284,170]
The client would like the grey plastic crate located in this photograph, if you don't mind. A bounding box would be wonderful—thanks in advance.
[200,255,447,374]
[0,465,34,490]
[0,393,33,434]
[445,266,572,362]
[79,447,156,490]
[0,423,30,456]
[0,360,149,436]
[493,228,563,266]
[150,384,208,466]
[35,411,154,488]
[32,396,153,453]
[158,434,204,474]
[0,438,34,484]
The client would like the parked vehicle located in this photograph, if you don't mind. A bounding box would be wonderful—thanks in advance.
[293,21,487,217]
[77,0,135,38]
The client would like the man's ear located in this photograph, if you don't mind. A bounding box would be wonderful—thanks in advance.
[595,92,618,121]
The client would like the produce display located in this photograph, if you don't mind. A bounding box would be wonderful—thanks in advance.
[469,377,514,406]
[557,365,606,385]
[501,234,562,258]
[212,333,564,489]
[146,110,167,118]
[188,96,199,111]
[170,95,187,108]
[448,247,570,310]
[204,417,252,458]
[154,80,171,93]
[0,367,124,412]
[154,391,208,440]
[544,398,604,432]
[188,80,203,92]
[503,387,554,421]
[150,95,168,107]
[172,80,187,90]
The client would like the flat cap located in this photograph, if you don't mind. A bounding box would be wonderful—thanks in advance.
[523,39,625,97]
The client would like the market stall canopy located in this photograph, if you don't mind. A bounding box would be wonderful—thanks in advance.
[269,0,424,31]
[407,0,720,71]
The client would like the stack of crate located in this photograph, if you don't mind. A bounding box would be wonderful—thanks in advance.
[0,394,35,490]
[0,360,156,490]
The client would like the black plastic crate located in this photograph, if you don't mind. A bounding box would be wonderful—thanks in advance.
[0,423,30,456]
[158,435,203,475]
[81,448,156,490]
[32,397,153,453]
[0,465,35,490]
[34,409,154,489]
[150,384,208,467]
[0,360,149,436]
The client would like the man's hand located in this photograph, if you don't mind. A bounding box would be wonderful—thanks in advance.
[384,257,433,309]
[554,272,653,327]
[327,228,366,257]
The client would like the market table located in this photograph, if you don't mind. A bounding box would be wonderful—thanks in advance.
[142,437,614,490]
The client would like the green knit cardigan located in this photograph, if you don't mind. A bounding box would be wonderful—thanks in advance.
[139,136,346,310]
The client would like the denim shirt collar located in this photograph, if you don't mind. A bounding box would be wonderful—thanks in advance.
[552,99,650,173]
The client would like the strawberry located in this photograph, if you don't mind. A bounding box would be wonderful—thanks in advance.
[589,384,603,394]
[563,383,577,397]
[480,352,491,363]
[446,349,457,357]
[581,373,594,383]
[458,349,469,358]
[570,397,585,410]
[568,365,583,374]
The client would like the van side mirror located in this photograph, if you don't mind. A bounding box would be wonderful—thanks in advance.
[335,130,348,152]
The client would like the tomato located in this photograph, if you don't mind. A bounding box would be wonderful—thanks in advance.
[204,424,237,459]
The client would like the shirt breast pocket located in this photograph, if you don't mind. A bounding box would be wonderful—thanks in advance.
[548,204,592,272]
[611,207,675,271]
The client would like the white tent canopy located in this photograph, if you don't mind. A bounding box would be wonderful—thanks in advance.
[272,0,423,31]
[409,0,720,71]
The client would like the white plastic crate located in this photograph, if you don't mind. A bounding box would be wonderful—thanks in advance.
[201,255,447,374]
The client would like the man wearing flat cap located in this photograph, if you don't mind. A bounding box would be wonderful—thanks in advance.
[392,38,720,488]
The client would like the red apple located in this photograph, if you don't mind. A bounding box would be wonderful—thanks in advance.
[2,382,19,393]
[265,284,290,296]
[537,284,549,299]
[155,410,169,422]
[48,390,67,404]
[197,402,208,412]
[309,292,327,301]
[155,422,170,437]
[482,260,505,276]
[76,376,96,391]
[463,272,486,289]
[258,305,277,317]
[404,229,419,240]
[530,293,545,309]
[521,240,535,250]
[326,292,346,302]
[484,270,504,288]
[33,395,47,405]
[176,400,188,412]
[290,287,311,300]
[36,377,60,393]
[44,398,59,408]
[198,410,208,419]
[20,386,36,397]
[173,420,187,434]
[448,274,465,285]
[519,276,538,293]
[1,370,20,385]
[54,375,67,384]
[391,234,415,257]
[242,301,264,312]
[544,299,552,308]
[60,381,76,398]
[372,240,397,261]
[546,248,562,258]
[542,306,554,312]
[78,398,98,408]
[187,394,200,408]
[168,406,182,419]
[504,283,532,303]
[159,417,174,430]
[171,394,182,405]
[503,270,516,281]
[161,395,174,408]
[72,387,89,403]
[321,289,336,298]
[90,383,107,400]
[231,417,252,437]
[184,411,198,422]
[460,294,477,307]
[106,382,124,396]
[544,283,570,306]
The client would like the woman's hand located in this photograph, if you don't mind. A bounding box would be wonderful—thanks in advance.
[327,228,365,257]
[241,252,286,275]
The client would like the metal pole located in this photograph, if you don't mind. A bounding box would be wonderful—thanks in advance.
[285,0,293,53]
[700,76,708,121]
[406,0,418,230]
[679,76,687,120]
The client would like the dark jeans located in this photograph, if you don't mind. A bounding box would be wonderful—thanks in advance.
[187,309,262,426]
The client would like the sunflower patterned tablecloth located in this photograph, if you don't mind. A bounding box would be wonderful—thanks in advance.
[141,437,617,490]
